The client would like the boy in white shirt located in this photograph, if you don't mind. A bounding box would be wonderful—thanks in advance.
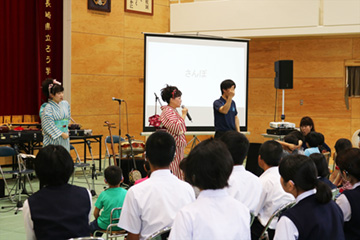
[220,131,262,213]
[251,140,294,240]
[117,131,195,240]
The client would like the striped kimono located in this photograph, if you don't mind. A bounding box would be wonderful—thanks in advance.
[40,100,70,152]
[160,105,187,179]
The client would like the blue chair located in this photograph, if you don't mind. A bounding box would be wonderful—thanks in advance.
[70,144,91,190]
[104,135,125,170]
[0,146,34,212]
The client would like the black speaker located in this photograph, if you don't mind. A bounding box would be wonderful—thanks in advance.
[275,60,293,89]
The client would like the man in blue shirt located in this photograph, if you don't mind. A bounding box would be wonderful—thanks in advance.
[213,79,240,138]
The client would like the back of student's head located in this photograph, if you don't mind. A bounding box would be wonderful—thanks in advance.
[104,166,123,186]
[145,131,176,167]
[284,134,299,145]
[259,140,283,166]
[279,154,332,204]
[220,131,249,165]
[287,130,305,144]
[35,145,74,186]
[305,132,322,147]
[180,138,233,190]
[336,148,360,182]
[220,79,236,94]
[334,138,352,154]
[309,153,330,178]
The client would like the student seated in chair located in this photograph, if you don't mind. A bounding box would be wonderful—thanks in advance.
[220,131,262,213]
[23,145,92,240]
[274,154,344,240]
[304,132,322,157]
[335,148,360,240]
[90,165,127,236]
[118,131,195,240]
[309,153,337,190]
[169,138,251,240]
[251,140,294,240]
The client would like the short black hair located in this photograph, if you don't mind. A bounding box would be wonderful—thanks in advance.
[334,138,352,154]
[286,130,305,144]
[259,140,283,166]
[104,166,123,186]
[220,79,236,94]
[35,145,74,186]
[220,131,249,165]
[160,85,182,104]
[336,148,360,181]
[145,131,176,167]
[42,78,64,100]
[284,134,299,145]
[305,132,322,148]
[309,153,330,178]
[180,138,233,190]
[279,154,331,204]
[300,116,315,131]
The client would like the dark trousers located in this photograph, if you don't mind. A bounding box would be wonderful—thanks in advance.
[251,217,275,240]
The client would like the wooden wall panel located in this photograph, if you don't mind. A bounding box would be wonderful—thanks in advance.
[124,38,144,77]
[71,33,124,75]
[71,0,125,37]
[353,38,360,59]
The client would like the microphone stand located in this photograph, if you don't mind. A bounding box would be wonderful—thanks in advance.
[114,100,122,169]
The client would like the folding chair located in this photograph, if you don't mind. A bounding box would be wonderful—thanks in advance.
[0,146,35,214]
[68,237,105,240]
[145,227,172,240]
[103,135,124,170]
[94,207,128,240]
[70,144,91,190]
[259,200,296,240]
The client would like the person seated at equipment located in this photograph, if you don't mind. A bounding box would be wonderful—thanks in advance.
[251,140,294,240]
[169,138,251,240]
[89,165,127,236]
[336,148,360,240]
[118,131,195,240]
[299,116,331,153]
[304,132,322,157]
[23,145,92,240]
[309,153,337,189]
[220,131,262,213]
[274,154,344,240]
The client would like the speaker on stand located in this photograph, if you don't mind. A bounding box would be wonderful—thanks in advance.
[274,60,293,121]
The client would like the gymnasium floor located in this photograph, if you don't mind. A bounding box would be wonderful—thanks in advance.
[0,163,115,239]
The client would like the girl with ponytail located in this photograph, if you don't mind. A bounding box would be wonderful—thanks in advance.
[274,154,345,240]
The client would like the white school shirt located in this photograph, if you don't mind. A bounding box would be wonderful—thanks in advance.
[273,189,316,240]
[255,166,295,229]
[336,181,360,221]
[118,169,195,240]
[169,189,251,240]
[227,165,263,213]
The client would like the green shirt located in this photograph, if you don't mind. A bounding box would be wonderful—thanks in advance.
[95,187,127,230]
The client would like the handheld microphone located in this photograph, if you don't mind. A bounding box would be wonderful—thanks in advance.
[181,105,192,122]
[112,97,124,102]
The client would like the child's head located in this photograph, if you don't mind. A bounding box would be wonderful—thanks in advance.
[279,154,332,203]
[305,132,322,148]
[104,166,123,186]
[145,131,176,168]
[219,131,249,165]
[334,138,352,154]
[180,138,233,190]
[309,153,329,178]
[259,140,283,167]
[35,145,74,186]
[336,148,360,183]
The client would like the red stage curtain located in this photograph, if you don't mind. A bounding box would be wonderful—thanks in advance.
[0,0,63,116]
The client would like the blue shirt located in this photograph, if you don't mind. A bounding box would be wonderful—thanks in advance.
[213,97,238,132]
[304,147,320,156]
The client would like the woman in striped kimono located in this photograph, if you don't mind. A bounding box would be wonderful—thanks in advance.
[40,78,70,152]
[160,85,188,179]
